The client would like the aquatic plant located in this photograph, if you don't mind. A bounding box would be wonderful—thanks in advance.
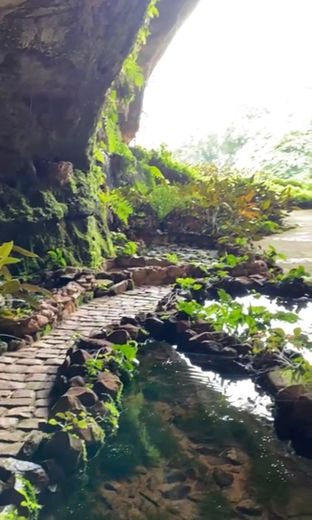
[177,289,299,345]
[176,277,203,291]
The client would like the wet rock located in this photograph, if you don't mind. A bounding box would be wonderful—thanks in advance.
[235,342,252,355]
[0,458,49,489]
[114,324,140,340]
[262,369,289,394]
[144,317,165,340]
[165,471,187,484]
[68,376,86,388]
[0,341,8,354]
[223,448,248,466]
[108,280,129,296]
[213,468,234,487]
[69,349,92,366]
[222,346,238,358]
[77,337,113,352]
[41,459,66,484]
[107,329,130,345]
[42,432,85,473]
[275,385,312,457]
[162,484,191,500]
[120,316,139,327]
[65,386,98,408]
[236,499,263,516]
[191,321,214,334]
[66,364,87,379]
[187,334,220,354]
[21,430,47,461]
[175,320,191,334]
[0,485,25,509]
[51,391,85,415]
[177,329,196,350]
[127,279,135,291]
[93,372,122,399]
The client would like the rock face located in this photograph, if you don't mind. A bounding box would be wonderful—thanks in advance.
[0,0,200,261]
[120,0,201,142]
[0,168,112,266]
[0,0,150,176]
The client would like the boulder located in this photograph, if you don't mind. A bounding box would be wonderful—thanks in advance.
[0,458,49,490]
[93,372,122,399]
[41,432,85,473]
[120,316,139,327]
[77,337,113,353]
[107,329,131,345]
[69,349,92,366]
[68,376,86,388]
[144,317,165,340]
[108,280,129,296]
[51,392,85,415]
[65,386,98,408]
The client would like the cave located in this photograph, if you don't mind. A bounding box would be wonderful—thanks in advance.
[0,0,200,265]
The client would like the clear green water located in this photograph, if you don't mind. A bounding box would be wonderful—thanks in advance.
[46,343,312,520]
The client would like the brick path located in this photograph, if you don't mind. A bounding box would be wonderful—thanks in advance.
[0,286,169,457]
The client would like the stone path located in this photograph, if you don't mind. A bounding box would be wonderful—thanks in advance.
[0,286,169,457]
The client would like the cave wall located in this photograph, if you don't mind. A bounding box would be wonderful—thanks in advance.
[0,0,150,176]
[0,0,201,266]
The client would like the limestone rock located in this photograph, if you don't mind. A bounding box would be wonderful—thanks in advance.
[0,0,151,174]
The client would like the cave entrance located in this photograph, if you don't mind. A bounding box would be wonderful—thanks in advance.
[136,0,311,172]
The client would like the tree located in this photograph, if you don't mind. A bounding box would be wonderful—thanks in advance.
[175,125,249,167]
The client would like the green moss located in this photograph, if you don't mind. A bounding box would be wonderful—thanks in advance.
[0,168,113,272]
[40,191,67,220]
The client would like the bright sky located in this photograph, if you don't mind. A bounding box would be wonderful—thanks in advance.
[136,0,312,148]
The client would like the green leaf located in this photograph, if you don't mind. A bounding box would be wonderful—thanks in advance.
[12,245,38,258]
[0,241,14,259]
[274,311,299,323]
[21,283,52,297]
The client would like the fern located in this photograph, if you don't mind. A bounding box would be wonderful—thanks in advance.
[99,189,133,224]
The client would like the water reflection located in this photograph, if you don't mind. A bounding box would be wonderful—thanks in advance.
[50,343,312,520]
[235,294,312,363]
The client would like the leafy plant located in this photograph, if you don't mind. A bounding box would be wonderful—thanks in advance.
[103,400,120,431]
[0,242,51,320]
[213,253,249,269]
[17,477,41,520]
[84,355,105,385]
[164,252,179,264]
[177,289,298,346]
[119,241,138,256]
[48,410,105,444]
[111,341,139,374]
[46,248,67,268]
[278,265,310,281]
[99,189,133,225]
[0,241,36,278]
[176,277,203,291]
[262,245,287,263]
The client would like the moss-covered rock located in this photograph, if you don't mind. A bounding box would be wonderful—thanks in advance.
[0,169,113,270]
